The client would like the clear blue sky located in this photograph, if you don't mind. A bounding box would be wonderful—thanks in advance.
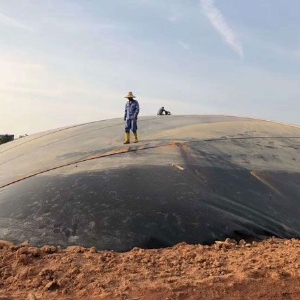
[1,0,299,136]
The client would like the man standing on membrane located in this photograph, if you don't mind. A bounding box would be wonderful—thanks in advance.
[124,91,140,144]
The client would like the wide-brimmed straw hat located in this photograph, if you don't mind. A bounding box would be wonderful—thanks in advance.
[124,91,136,98]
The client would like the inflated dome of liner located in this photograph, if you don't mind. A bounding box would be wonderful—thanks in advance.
[0,115,300,251]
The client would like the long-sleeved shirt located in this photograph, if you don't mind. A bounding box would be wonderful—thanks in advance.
[124,99,140,120]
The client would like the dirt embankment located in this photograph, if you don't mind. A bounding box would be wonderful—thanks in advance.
[1,238,300,300]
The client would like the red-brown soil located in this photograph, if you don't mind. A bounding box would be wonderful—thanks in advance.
[1,238,300,299]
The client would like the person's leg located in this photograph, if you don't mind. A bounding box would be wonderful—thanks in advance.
[124,119,131,144]
[132,119,138,143]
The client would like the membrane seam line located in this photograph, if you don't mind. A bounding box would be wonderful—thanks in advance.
[1,135,300,189]
[250,171,283,197]
[2,134,299,162]
[0,142,178,189]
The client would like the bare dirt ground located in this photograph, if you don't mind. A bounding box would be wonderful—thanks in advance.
[1,237,300,300]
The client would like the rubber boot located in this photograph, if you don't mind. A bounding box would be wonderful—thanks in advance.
[123,132,130,144]
[133,132,138,143]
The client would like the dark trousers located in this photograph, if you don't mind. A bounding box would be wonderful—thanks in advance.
[125,119,137,133]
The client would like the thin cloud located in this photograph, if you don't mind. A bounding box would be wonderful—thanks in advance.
[0,12,34,31]
[200,0,243,58]
[177,41,190,51]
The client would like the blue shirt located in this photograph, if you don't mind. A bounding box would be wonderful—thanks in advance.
[124,99,140,120]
